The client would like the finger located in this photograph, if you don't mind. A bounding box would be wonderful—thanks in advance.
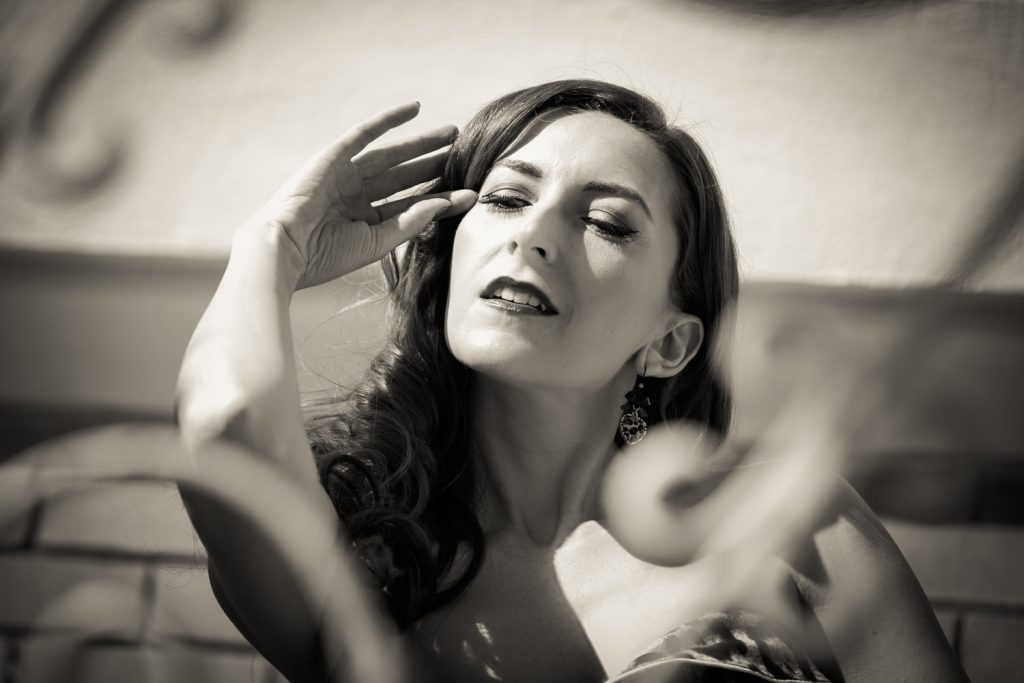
[353,124,458,178]
[443,188,479,217]
[374,189,478,222]
[370,198,453,255]
[327,102,422,160]
[364,148,449,201]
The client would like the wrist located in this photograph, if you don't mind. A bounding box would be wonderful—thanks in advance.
[231,216,305,295]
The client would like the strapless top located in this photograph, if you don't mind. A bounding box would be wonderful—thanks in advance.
[609,609,834,682]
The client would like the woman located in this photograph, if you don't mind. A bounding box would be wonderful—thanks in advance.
[175,80,966,682]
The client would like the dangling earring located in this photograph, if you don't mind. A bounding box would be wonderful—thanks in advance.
[619,373,651,446]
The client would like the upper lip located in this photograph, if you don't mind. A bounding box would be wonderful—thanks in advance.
[481,276,559,314]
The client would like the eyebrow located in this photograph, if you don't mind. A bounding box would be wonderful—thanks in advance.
[492,158,653,220]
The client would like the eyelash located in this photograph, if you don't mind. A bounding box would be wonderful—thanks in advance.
[478,192,638,241]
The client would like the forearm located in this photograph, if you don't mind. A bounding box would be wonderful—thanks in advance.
[175,218,318,491]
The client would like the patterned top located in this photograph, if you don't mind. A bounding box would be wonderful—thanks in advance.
[610,610,834,682]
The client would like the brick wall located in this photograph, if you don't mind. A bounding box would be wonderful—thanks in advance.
[0,468,285,683]
[888,522,1024,680]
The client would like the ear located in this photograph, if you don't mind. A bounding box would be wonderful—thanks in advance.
[637,313,704,378]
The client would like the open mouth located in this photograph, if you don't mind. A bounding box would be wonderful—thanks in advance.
[481,277,558,315]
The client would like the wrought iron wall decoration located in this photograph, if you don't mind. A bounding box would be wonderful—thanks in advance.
[0,0,240,201]
[685,0,950,19]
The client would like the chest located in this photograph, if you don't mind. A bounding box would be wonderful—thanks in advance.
[407,540,604,683]
[405,523,805,682]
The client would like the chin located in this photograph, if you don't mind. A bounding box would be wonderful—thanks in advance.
[452,338,619,394]
[449,331,541,375]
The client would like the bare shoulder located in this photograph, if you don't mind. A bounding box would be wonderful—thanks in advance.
[787,478,968,682]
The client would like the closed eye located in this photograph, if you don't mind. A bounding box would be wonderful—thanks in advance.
[478,192,530,212]
[586,215,638,241]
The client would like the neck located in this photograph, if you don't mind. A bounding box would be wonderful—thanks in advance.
[469,369,634,549]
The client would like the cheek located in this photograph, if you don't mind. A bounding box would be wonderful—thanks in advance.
[577,244,655,323]
[584,279,657,343]
[448,223,481,303]
[445,219,490,335]
[575,251,674,347]
[450,212,492,271]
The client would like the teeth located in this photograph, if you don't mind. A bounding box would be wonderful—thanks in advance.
[488,285,552,313]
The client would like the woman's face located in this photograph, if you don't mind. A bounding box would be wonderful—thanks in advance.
[445,111,683,390]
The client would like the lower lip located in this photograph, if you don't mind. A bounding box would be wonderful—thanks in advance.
[482,298,553,316]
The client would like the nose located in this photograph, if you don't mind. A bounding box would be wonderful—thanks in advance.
[505,205,562,264]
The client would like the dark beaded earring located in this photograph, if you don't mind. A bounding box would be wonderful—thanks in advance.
[618,373,651,446]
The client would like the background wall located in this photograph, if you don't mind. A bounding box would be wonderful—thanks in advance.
[1,0,1022,290]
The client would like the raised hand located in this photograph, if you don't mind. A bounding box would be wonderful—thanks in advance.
[250,102,477,290]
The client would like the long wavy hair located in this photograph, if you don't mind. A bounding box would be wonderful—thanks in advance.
[307,79,739,628]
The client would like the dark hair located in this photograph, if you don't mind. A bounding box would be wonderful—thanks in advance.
[307,79,738,628]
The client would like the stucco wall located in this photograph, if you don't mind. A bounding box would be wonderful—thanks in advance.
[1,0,1022,290]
